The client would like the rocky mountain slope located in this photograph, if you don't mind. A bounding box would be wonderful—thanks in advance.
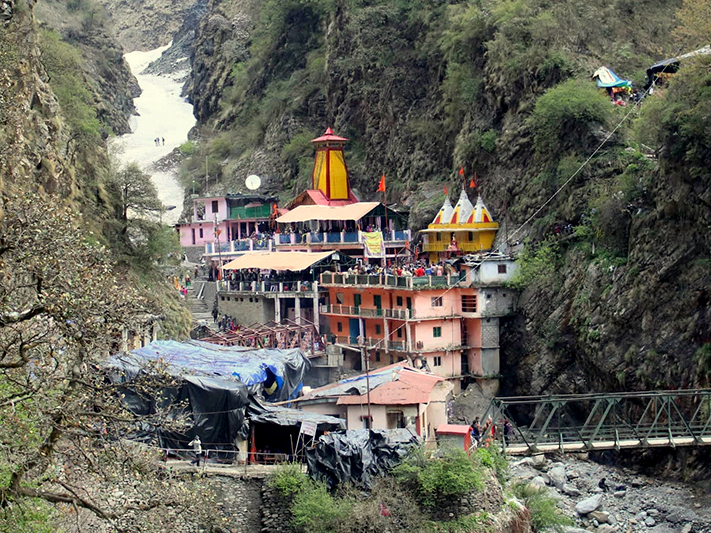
[179,0,711,398]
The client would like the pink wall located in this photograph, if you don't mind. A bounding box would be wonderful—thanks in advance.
[346,404,387,430]
[178,220,230,247]
[423,349,462,381]
[412,318,461,350]
[193,197,229,223]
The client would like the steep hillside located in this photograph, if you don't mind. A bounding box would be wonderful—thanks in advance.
[181,0,711,395]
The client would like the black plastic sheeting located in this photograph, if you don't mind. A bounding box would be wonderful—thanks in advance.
[306,429,420,489]
[247,397,345,431]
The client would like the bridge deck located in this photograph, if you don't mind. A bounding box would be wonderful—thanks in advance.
[504,436,711,455]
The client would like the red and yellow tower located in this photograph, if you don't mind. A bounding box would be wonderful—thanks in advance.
[311,128,351,201]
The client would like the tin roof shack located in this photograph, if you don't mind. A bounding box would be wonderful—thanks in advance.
[295,362,453,446]
[436,424,472,452]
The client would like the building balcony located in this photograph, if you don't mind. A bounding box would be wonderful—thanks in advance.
[332,336,407,352]
[275,229,411,247]
[205,238,273,255]
[422,241,493,253]
[321,304,412,319]
[217,280,322,297]
[320,272,463,290]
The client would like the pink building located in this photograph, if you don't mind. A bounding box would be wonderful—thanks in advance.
[295,362,453,445]
[176,193,278,248]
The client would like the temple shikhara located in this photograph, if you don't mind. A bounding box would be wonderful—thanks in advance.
[179,127,518,440]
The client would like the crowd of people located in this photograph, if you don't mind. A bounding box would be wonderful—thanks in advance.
[469,416,515,449]
[343,259,458,279]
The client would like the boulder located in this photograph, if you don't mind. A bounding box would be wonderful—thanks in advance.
[531,476,547,489]
[549,466,567,489]
[613,490,626,498]
[575,494,603,515]
[562,483,582,496]
[597,526,616,533]
[532,454,547,469]
[645,516,656,527]
[589,510,610,524]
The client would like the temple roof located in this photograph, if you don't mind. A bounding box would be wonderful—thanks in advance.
[471,195,494,224]
[450,189,475,224]
[311,127,349,143]
[431,196,454,225]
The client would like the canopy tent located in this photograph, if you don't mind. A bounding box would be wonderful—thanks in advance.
[222,251,335,271]
[276,202,380,223]
[592,66,632,88]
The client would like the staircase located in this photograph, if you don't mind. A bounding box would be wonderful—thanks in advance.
[186,281,216,331]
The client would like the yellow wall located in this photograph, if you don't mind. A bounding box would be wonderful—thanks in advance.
[313,148,349,200]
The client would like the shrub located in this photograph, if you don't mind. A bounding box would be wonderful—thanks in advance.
[475,446,508,484]
[511,482,572,532]
[529,78,613,155]
[393,447,484,507]
[178,140,196,156]
[268,463,308,497]
[510,239,561,290]
[291,481,352,533]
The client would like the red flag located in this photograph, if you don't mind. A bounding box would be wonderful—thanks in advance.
[377,174,386,192]
[444,186,448,195]
[470,172,477,188]
[459,167,465,176]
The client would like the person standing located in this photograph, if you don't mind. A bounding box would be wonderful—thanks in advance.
[188,435,202,466]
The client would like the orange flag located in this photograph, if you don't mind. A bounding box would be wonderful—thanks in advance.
[459,167,465,176]
[470,172,477,188]
[377,174,386,192]
[444,186,448,195]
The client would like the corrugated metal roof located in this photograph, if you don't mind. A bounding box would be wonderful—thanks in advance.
[436,424,471,435]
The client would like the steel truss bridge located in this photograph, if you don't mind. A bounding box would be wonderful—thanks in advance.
[481,389,711,455]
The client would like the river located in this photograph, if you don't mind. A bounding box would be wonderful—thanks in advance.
[112,44,195,226]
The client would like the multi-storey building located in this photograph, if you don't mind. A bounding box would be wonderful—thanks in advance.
[319,191,517,394]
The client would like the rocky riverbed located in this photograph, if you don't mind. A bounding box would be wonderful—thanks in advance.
[510,453,711,533]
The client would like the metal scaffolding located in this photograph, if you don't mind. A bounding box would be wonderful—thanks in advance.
[201,319,322,355]
[481,389,711,455]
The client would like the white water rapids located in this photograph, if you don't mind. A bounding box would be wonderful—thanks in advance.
[112,44,195,225]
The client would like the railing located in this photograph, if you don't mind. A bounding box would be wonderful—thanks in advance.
[482,389,711,455]
[332,336,407,351]
[423,241,495,253]
[205,238,274,255]
[217,280,320,294]
[322,304,414,319]
[274,230,411,246]
[320,272,462,289]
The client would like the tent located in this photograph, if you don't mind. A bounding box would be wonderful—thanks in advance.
[592,66,632,89]
[645,46,711,88]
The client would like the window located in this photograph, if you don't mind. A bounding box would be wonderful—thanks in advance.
[211,200,219,213]
[433,326,442,338]
[397,328,403,338]
[375,324,381,335]
[199,228,203,238]
[396,296,403,306]
[433,356,442,367]
[375,351,381,362]
[336,292,344,304]
[362,416,371,429]
[337,322,343,333]
[498,264,507,274]
[374,294,382,309]
[431,297,443,307]
[468,232,474,241]
[461,295,477,313]
[406,297,412,309]
[191,228,196,245]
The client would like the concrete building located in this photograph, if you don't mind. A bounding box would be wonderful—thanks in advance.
[296,362,453,446]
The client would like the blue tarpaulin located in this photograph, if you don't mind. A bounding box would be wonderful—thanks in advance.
[114,340,311,401]
[592,66,632,88]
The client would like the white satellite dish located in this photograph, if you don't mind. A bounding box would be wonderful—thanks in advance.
[245,174,261,190]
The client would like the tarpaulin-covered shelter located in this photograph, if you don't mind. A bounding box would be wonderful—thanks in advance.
[123,340,310,401]
[107,341,344,460]
[222,251,335,271]
[645,46,711,89]
[592,66,632,88]
[307,429,419,489]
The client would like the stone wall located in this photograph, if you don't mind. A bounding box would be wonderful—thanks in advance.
[260,482,296,533]
[218,293,274,325]
[208,475,264,533]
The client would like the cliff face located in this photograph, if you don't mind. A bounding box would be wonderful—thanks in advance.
[180,0,711,396]
[0,0,69,196]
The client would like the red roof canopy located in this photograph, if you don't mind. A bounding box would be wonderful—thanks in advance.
[311,127,349,143]
[435,424,471,436]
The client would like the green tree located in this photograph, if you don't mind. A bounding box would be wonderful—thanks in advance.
[673,0,711,48]
[0,193,212,531]
[109,162,162,229]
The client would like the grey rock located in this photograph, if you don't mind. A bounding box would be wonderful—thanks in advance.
[542,473,551,485]
[666,508,699,524]
[575,494,603,515]
[646,508,659,517]
[549,466,567,489]
[681,525,692,533]
[562,483,582,496]
[589,510,610,524]
[644,516,656,527]
[532,454,548,469]
[635,511,648,521]
[597,525,616,533]
[613,490,626,498]
[592,519,599,527]
[564,528,593,533]
[531,476,547,488]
